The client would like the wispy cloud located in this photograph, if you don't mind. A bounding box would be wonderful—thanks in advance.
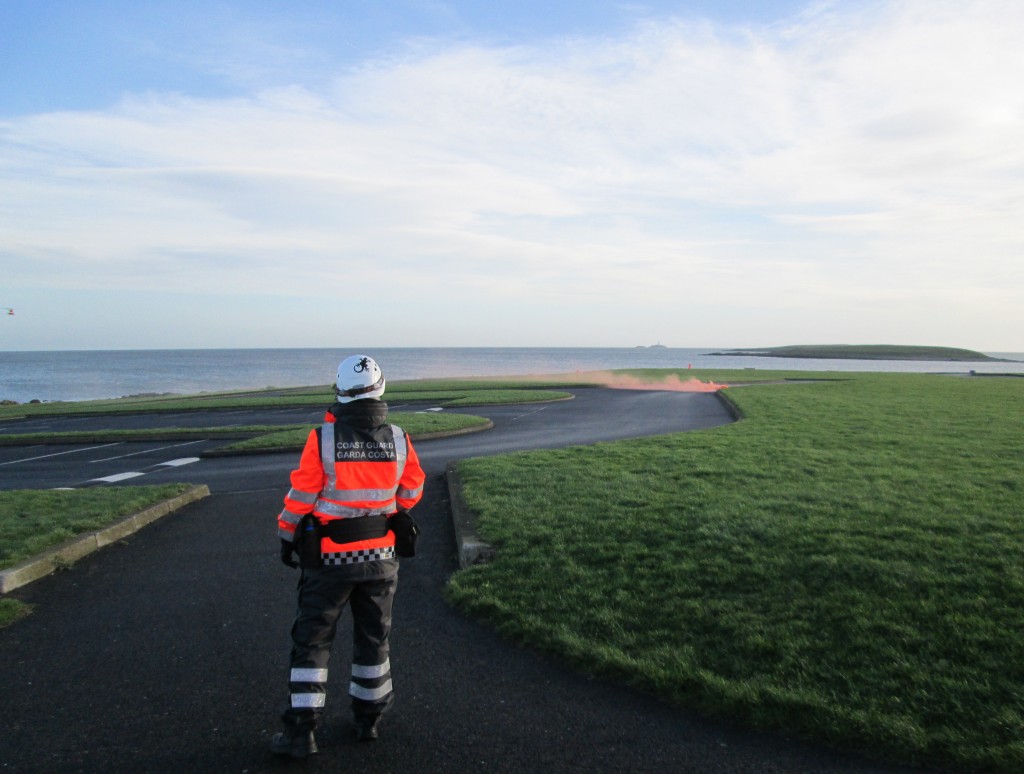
[2,0,1022,347]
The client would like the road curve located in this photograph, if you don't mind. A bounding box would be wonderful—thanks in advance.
[0,389,935,773]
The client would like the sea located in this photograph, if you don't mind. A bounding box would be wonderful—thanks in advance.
[2,347,1023,404]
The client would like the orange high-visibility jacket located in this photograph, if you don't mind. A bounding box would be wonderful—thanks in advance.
[277,416,425,557]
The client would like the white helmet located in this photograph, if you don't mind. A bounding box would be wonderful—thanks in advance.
[335,355,385,402]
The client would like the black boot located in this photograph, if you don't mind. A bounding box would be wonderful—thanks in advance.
[270,728,319,759]
[354,715,380,741]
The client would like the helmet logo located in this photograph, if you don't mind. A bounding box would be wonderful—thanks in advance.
[354,357,372,373]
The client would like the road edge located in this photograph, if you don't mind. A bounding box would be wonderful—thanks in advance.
[0,484,211,594]
[445,461,495,569]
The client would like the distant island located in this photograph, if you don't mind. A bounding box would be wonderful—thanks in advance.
[706,345,1016,362]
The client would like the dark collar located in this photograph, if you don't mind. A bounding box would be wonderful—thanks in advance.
[329,399,389,429]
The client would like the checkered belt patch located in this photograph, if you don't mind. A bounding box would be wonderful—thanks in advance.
[322,546,396,565]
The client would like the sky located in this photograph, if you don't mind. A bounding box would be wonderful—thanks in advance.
[1,0,1022,352]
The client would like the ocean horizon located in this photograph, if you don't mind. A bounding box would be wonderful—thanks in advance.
[2,346,1023,404]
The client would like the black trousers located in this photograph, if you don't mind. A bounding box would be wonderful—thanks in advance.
[282,567,397,731]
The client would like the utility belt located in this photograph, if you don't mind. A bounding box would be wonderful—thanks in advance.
[322,514,391,542]
[295,512,418,568]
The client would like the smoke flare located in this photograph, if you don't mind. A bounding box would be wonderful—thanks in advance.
[574,371,728,392]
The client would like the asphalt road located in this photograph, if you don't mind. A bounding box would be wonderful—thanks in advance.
[0,389,938,773]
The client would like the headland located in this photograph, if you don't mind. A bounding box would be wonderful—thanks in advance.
[706,344,1017,362]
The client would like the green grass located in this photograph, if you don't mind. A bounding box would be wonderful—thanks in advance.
[446,373,1024,772]
[0,485,195,626]
[0,597,31,628]
[0,485,193,570]
[220,411,490,452]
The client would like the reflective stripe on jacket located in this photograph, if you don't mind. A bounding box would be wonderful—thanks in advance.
[277,419,425,554]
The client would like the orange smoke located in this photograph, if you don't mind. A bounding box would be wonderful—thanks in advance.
[574,371,728,392]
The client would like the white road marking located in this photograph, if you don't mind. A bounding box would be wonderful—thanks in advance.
[90,440,205,463]
[87,454,202,485]
[159,457,200,467]
[511,405,550,420]
[88,454,202,485]
[0,443,122,466]
[92,471,146,483]
[418,407,444,413]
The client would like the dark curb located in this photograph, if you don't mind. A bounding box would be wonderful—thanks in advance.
[0,484,211,594]
[713,389,744,420]
[414,419,495,441]
[445,461,495,569]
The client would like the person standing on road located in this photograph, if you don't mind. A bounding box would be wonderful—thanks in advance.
[270,355,425,759]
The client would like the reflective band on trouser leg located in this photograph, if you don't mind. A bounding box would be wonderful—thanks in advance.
[291,667,328,682]
[352,660,390,679]
[290,667,329,709]
[292,693,327,708]
[349,658,393,703]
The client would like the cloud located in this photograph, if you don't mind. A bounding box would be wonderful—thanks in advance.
[2,0,1022,348]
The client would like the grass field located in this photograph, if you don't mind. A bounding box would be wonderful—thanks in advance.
[446,372,1024,772]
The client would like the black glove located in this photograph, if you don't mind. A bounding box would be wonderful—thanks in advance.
[280,538,299,568]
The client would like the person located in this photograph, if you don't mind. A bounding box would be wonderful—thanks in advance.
[270,355,425,759]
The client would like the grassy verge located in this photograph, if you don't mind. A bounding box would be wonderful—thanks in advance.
[0,484,194,627]
[219,412,490,452]
[446,372,1024,772]
[0,485,194,571]
[0,597,31,628]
